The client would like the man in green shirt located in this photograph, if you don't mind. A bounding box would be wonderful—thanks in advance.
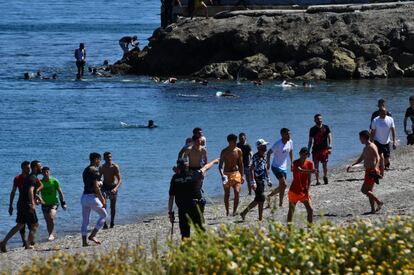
[40,167,67,241]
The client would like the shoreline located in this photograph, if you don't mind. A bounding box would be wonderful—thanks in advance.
[1,145,413,273]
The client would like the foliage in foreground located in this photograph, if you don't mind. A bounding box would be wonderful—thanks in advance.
[19,216,414,274]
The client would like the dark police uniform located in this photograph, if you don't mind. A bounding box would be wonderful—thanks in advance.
[169,170,205,238]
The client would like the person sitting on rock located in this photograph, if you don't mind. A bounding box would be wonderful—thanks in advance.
[119,36,139,59]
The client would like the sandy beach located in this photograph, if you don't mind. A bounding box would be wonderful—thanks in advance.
[0,145,413,273]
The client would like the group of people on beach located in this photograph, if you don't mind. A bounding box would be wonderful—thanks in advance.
[168,96,414,239]
[0,152,122,252]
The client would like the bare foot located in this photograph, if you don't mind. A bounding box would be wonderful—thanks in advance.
[376,202,384,212]
[25,245,35,250]
[88,236,102,245]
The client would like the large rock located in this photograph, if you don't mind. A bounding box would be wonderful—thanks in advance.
[297,57,328,75]
[359,44,382,59]
[356,55,393,78]
[327,50,356,79]
[193,62,236,79]
[238,53,269,79]
[299,68,327,80]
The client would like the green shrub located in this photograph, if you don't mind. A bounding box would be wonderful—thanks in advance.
[19,216,414,274]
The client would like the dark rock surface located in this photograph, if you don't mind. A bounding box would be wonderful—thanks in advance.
[116,5,414,80]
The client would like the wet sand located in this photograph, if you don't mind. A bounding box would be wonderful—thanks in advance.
[0,146,413,273]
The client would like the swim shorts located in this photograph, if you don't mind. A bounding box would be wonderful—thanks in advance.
[16,205,38,226]
[101,185,118,199]
[312,149,330,163]
[364,168,381,185]
[41,204,58,214]
[271,166,287,180]
[374,141,390,158]
[223,171,242,191]
[288,190,310,203]
[253,180,265,202]
[244,166,253,184]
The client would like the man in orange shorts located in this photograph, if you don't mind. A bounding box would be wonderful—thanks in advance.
[347,130,383,214]
[287,147,317,224]
[219,134,244,216]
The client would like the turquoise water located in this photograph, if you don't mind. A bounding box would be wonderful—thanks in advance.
[0,0,413,244]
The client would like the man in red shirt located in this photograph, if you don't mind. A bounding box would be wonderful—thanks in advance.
[287,147,317,224]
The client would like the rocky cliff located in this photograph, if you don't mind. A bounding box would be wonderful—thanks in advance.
[113,4,414,80]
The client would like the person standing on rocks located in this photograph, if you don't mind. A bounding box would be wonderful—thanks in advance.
[219,134,244,216]
[0,160,42,252]
[99,152,122,229]
[168,158,219,239]
[370,109,397,175]
[266,128,293,208]
[240,139,270,221]
[287,147,317,225]
[74,43,86,79]
[81,153,107,247]
[7,160,31,247]
[404,95,414,145]
[347,130,383,214]
[237,133,253,195]
[307,114,332,185]
[40,167,67,241]
[119,36,138,59]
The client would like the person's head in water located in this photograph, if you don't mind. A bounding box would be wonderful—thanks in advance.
[176,159,189,174]
[24,73,30,80]
[30,160,43,175]
[52,74,58,80]
[359,130,371,144]
[377,99,386,110]
[239,133,247,145]
[148,120,155,128]
[21,160,30,175]
[79,43,85,50]
[303,81,310,87]
[379,108,388,119]
[89,152,101,166]
[280,128,291,142]
[92,68,98,75]
[314,114,323,126]
[103,60,109,66]
[36,71,42,77]
[224,90,231,95]
[227,134,238,147]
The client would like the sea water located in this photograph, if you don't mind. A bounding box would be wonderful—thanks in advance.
[0,0,413,244]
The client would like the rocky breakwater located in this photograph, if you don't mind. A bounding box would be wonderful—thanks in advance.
[113,5,414,80]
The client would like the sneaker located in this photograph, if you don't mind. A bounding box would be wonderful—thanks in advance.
[103,222,108,230]
[48,234,55,241]
[0,242,7,253]
[323,177,328,185]
[315,181,321,186]
[110,222,114,229]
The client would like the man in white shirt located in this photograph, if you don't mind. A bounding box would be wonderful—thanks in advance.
[266,128,293,208]
[371,109,397,176]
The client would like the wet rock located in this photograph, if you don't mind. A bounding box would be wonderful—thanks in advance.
[300,68,327,80]
[404,65,414,77]
[388,62,404,77]
[327,50,356,79]
[297,57,328,75]
[193,62,234,79]
[395,52,414,69]
[238,53,269,79]
[110,63,133,74]
[359,44,382,59]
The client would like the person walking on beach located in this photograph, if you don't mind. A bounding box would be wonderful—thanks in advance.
[266,128,293,208]
[371,99,392,123]
[219,134,244,216]
[404,95,414,145]
[7,160,31,247]
[40,167,67,241]
[347,130,383,214]
[307,114,332,185]
[177,127,207,160]
[168,158,219,239]
[0,160,42,252]
[74,43,86,79]
[99,152,122,229]
[81,153,107,247]
[237,133,253,195]
[371,109,397,175]
[240,139,271,221]
[119,36,138,59]
[180,135,208,171]
[287,147,317,225]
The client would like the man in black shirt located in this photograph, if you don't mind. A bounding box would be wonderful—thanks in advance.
[404,95,414,145]
[237,133,253,195]
[308,114,332,185]
[0,160,42,252]
[168,158,218,239]
[371,99,392,124]
[119,36,138,59]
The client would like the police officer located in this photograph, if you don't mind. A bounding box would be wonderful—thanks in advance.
[168,158,218,239]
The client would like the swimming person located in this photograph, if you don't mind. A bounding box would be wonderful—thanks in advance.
[219,134,244,216]
[287,147,317,225]
[99,152,122,229]
[147,120,157,128]
[240,139,271,221]
[40,167,67,241]
[119,36,138,59]
[307,114,332,185]
[8,161,31,247]
[81,153,107,246]
[237,133,253,195]
[266,128,293,208]
[347,130,383,214]
[74,43,86,79]
[168,158,219,239]
[0,160,42,252]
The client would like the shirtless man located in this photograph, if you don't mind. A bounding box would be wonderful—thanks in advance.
[99,152,122,229]
[219,134,244,216]
[177,127,206,159]
[180,135,208,171]
[347,130,383,214]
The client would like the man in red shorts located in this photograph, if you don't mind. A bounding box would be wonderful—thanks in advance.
[308,114,332,185]
[347,130,383,214]
[287,147,317,224]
